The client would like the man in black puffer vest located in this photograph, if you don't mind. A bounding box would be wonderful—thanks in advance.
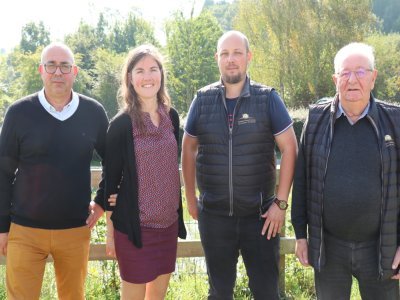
[292,42,400,299]
[182,31,298,300]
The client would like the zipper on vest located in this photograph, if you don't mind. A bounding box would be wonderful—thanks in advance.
[228,97,242,217]
[366,115,384,279]
[229,128,234,216]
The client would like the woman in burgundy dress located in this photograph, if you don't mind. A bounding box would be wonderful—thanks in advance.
[104,44,186,299]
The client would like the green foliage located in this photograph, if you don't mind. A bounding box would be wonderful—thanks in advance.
[165,11,222,114]
[373,0,400,33]
[7,48,43,99]
[19,21,50,54]
[235,0,378,107]
[203,0,239,31]
[365,33,400,102]
[91,49,124,118]
[109,13,159,54]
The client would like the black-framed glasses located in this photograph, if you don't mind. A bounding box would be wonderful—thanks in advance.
[43,63,73,74]
[337,68,373,80]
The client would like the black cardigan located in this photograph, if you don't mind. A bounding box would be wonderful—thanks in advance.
[104,108,186,248]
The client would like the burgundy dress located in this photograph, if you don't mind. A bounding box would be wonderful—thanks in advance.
[114,106,180,284]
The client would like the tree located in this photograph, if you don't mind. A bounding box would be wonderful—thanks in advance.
[203,0,239,31]
[365,33,400,102]
[7,47,43,99]
[20,21,50,54]
[165,11,222,114]
[109,12,158,54]
[91,49,124,118]
[373,0,400,33]
[235,0,378,107]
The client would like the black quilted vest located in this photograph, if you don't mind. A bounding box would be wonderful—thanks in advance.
[195,79,277,217]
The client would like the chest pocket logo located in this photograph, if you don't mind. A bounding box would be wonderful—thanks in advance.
[384,134,395,147]
[238,113,256,125]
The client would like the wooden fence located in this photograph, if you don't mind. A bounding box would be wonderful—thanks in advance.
[0,168,296,294]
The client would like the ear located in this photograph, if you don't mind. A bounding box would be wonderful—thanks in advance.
[370,69,378,90]
[247,50,252,63]
[38,64,44,74]
[73,65,79,76]
[214,52,218,62]
[332,74,338,86]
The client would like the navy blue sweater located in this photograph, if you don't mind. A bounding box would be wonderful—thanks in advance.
[0,93,108,232]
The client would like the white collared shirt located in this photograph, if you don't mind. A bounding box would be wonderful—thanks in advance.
[38,88,79,121]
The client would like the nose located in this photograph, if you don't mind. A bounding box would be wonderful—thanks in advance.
[54,66,63,75]
[227,54,235,62]
[348,71,357,82]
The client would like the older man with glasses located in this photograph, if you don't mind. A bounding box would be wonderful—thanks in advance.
[292,42,400,299]
[0,42,108,299]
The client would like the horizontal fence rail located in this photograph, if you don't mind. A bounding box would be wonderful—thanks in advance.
[0,167,297,294]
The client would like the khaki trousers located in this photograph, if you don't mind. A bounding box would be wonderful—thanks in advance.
[6,223,90,300]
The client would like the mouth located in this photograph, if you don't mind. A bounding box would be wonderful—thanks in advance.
[142,84,154,88]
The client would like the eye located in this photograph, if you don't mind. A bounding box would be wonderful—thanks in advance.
[339,71,351,79]
[355,69,366,78]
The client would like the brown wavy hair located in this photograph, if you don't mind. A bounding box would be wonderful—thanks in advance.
[118,44,171,132]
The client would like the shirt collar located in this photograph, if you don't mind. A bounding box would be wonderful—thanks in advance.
[38,88,79,121]
[336,101,370,125]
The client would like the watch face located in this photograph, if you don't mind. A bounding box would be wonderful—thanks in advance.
[275,199,288,210]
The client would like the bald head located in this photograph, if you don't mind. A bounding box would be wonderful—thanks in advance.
[41,42,75,64]
[217,31,250,53]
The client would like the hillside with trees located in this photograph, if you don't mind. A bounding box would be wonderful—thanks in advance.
[0,0,399,125]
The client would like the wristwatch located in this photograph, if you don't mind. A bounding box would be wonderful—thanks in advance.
[274,198,288,210]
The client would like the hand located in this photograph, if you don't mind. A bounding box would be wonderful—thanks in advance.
[0,232,8,256]
[295,238,310,266]
[106,234,116,258]
[187,197,198,220]
[86,201,104,230]
[108,194,117,207]
[391,246,400,279]
[261,203,285,239]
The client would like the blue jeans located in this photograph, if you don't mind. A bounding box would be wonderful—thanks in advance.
[198,210,280,300]
[315,233,400,300]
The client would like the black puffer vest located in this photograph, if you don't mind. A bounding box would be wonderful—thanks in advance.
[195,78,277,217]
[304,94,400,280]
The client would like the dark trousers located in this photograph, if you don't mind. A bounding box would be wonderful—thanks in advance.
[198,210,280,300]
[315,233,400,300]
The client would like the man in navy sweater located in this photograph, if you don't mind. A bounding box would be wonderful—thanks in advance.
[0,42,108,299]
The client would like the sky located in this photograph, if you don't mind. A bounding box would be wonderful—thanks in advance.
[0,0,207,52]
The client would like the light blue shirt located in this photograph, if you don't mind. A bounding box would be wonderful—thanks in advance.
[38,88,79,121]
[336,102,370,125]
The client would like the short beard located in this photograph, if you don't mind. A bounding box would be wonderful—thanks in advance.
[222,73,244,84]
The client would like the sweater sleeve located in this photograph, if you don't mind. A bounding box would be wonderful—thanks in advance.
[104,115,126,211]
[0,105,19,232]
[92,106,109,210]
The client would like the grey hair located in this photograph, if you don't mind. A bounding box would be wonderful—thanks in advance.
[334,42,375,73]
[41,42,75,64]
[217,30,250,53]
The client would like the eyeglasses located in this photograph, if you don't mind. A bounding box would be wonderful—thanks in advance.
[43,63,73,74]
[337,68,373,80]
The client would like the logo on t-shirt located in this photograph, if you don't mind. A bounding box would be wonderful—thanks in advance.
[238,113,256,125]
